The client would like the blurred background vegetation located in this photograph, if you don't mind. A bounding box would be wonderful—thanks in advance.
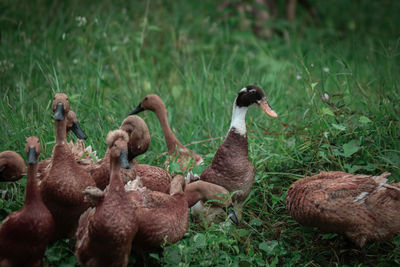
[0,0,399,266]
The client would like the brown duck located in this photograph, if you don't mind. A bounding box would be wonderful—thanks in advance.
[0,150,25,182]
[123,174,238,250]
[194,86,277,221]
[0,137,55,267]
[286,171,400,247]
[37,109,94,181]
[76,130,138,267]
[39,93,95,239]
[90,115,170,192]
[129,94,203,171]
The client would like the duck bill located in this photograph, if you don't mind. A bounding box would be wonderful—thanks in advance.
[129,104,145,115]
[119,150,131,169]
[53,103,65,121]
[225,204,239,225]
[27,147,37,165]
[258,98,277,118]
[71,122,88,140]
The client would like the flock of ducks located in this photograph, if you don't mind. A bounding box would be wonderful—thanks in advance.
[0,85,399,266]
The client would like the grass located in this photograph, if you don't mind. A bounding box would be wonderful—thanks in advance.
[1,0,400,265]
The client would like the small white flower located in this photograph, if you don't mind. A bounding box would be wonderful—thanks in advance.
[76,16,87,27]
[296,74,302,80]
[62,33,66,40]
[73,58,78,64]
[323,93,329,101]
[323,67,330,73]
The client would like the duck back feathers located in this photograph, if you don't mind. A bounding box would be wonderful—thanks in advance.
[286,171,400,247]
[0,151,26,182]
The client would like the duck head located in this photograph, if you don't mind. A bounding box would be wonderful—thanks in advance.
[25,136,41,165]
[129,94,165,115]
[120,115,151,161]
[106,130,131,169]
[230,86,277,136]
[236,85,277,118]
[66,110,88,140]
[52,93,70,121]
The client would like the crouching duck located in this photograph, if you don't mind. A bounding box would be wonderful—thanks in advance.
[40,93,95,239]
[193,85,277,221]
[129,94,203,171]
[76,130,138,267]
[0,150,25,182]
[286,171,400,248]
[0,137,55,267]
[123,174,238,250]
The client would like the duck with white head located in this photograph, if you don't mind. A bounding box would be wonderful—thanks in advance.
[192,85,277,223]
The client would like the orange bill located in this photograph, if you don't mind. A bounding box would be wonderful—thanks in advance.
[258,98,278,118]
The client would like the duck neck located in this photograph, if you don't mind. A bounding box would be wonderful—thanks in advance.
[109,156,123,192]
[155,107,182,154]
[25,162,41,206]
[55,119,68,145]
[229,101,248,136]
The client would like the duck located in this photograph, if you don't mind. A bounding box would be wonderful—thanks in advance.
[129,94,203,171]
[121,115,172,193]
[0,136,55,267]
[39,93,96,239]
[286,171,400,248]
[0,150,25,182]
[90,115,172,193]
[193,85,277,221]
[123,174,238,250]
[75,130,139,267]
[37,109,95,180]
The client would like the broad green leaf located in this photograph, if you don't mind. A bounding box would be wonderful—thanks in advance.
[332,123,346,131]
[321,107,335,116]
[259,240,278,255]
[342,140,361,157]
[359,116,372,124]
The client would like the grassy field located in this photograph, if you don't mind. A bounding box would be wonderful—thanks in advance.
[1,0,400,266]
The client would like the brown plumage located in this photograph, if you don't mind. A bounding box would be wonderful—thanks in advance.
[0,150,25,182]
[89,116,147,190]
[197,86,277,221]
[37,109,95,181]
[129,94,203,171]
[76,130,138,267]
[39,93,95,239]
[124,174,238,250]
[126,175,189,249]
[0,137,55,267]
[286,171,400,247]
[136,164,172,194]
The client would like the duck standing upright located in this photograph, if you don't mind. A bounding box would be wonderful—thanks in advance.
[286,171,400,248]
[40,93,95,239]
[129,94,203,171]
[0,137,55,267]
[0,150,25,182]
[76,130,138,267]
[194,85,277,221]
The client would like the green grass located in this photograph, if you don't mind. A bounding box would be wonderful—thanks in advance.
[1,0,400,266]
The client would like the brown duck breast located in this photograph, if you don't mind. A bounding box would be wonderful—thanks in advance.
[0,137,55,267]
